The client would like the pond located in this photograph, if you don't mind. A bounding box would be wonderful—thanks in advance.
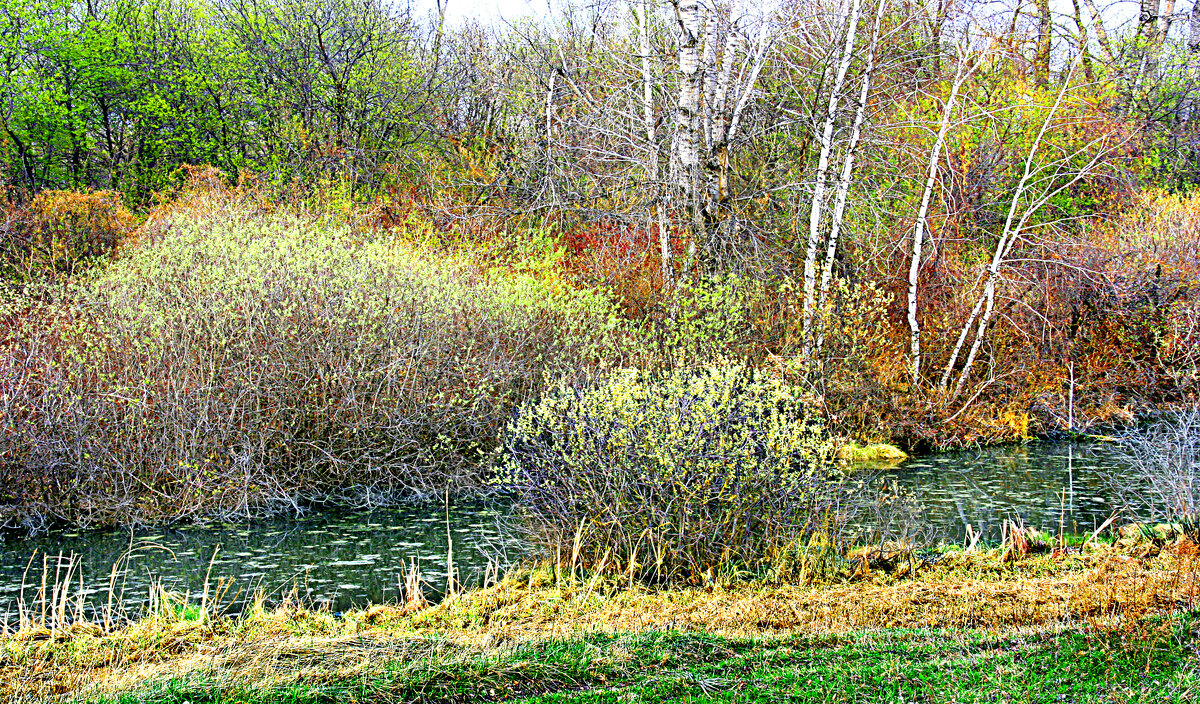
[883,441,1124,542]
[0,441,1134,624]
[0,500,521,625]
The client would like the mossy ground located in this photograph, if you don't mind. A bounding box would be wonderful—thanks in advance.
[837,443,908,465]
[3,541,1199,703]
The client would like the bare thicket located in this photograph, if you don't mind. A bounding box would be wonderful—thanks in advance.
[1109,407,1200,523]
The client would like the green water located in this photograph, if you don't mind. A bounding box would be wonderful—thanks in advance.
[0,442,1136,623]
[884,441,1126,541]
[0,500,519,622]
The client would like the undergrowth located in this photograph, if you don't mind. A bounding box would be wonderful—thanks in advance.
[500,363,845,585]
[0,202,626,529]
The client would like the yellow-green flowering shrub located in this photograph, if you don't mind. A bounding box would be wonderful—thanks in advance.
[0,204,626,528]
[650,275,771,364]
[499,363,842,584]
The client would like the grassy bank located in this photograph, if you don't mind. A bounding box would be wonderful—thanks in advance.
[67,626,1200,703]
[4,540,1199,703]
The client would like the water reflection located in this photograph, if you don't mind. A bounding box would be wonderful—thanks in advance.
[0,501,521,624]
[885,442,1126,541]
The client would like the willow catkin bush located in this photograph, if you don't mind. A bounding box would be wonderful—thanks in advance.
[499,364,845,584]
[0,205,624,529]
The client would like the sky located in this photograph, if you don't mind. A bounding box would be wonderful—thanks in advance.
[407,0,1157,35]
[408,0,549,26]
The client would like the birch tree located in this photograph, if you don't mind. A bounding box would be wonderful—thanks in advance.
[906,51,973,386]
[1192,0,1200,51]
[1034,0,1050,85]
[669,0,771,276]
[813,0,889,357]
[817,0,888,313]
[637,0,672,286]
[800,0,863,353]
[1082,0,1115,64]
[672,0,706,270]
[942,63,1125,399]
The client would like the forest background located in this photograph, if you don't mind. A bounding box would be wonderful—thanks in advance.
[2,0,1199,527]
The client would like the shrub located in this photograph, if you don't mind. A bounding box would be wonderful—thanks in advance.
[643,275,777,367]
[499,363,844,584]
[1107,406,1200,526]
[0,190,135,281]
[0,203,625,528]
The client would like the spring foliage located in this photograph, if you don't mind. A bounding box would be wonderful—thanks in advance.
[0,204,624,528]
[0,190,134,281]
[500,363,842,583]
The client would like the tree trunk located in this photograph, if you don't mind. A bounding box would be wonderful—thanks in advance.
[672,0,706,275]
[1034,0,1051,85]
[639,2,671,287]
[949,72,1077,399]
[1191,0,1200,51]
[801,0,862,353]
[908,59,969,387]
[1083,0,1116,63]
[1139,0,1162,79]
[1070,0,1095,81]
[1160,0,1177,43]
[814,0,888,357]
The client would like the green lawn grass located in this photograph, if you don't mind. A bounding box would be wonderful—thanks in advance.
[88,615,1200,704]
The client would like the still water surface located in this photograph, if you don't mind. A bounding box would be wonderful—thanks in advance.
[884,442,1123,541]
[0,501,520,623]
[0,442,1133,622]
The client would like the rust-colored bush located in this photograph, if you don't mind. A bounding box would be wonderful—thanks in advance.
[1,190,135,281]
[561,217,678,320]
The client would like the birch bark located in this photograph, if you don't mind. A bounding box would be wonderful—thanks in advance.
[639,1,671,286]
[949,71,1080,399]
[907,58,969,386]
[1192,0,1200,51]
[816,0,888,329]
[672,0,705,273]
[812,1,888,358]
[801,0,863,353]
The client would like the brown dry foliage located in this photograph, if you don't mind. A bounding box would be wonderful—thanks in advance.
[1,190,135,280]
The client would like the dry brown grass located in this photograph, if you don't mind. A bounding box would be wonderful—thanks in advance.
[2,540,1198,703]
[407,542,1200,639]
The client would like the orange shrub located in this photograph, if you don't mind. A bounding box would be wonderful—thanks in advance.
[2,190,135,280]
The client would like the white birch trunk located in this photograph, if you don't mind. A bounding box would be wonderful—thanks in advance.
[639,1,671,287]
[801,0,863,353]
[907,60,969,386]
[701,13,718,154]
[1160,0,1176,42]
[949,71,1078,399]
[672,0,705,272]
[814,0,887,356]
[545,69,557,140]
[938,293,985,390]
[1191,0,1200,51]
[709,9,741,205]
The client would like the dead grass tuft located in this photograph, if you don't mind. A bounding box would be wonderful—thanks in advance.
[2,541,1198,703]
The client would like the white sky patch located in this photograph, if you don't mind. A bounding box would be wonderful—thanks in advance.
[405,0,1178,37]
[408,0,550,26]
